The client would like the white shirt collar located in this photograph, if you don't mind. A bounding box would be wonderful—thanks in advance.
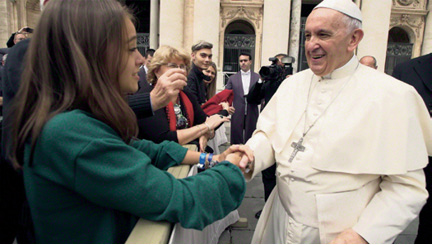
[322,55,358,80]
[241,69,251,75]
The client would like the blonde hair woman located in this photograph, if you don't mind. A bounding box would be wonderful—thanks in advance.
[138,45,229,152]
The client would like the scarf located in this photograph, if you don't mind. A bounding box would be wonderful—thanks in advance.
[166,91,194,131]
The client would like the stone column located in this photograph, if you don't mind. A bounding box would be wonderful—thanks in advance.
[261,0,291,67]
[193,0,220,62]
[149,0,159,49]
[183,0,195,52]
[357,0,392,72]
[288,0,301,73]
[421,0,432,55]
[193,0,221,89]
[159,0,184,48]
[0,0,9,47]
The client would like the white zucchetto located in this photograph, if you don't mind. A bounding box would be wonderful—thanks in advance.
[314,0,362,22]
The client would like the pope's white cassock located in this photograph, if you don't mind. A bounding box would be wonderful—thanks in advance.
[246,55,432,243]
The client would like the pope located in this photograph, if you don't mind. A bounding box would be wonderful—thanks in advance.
[242,0,432,243]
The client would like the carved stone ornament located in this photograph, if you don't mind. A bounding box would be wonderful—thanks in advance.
[393,0,422,8]
[397,0,414,5]
[390,14,423,36]
[221,6,262,29]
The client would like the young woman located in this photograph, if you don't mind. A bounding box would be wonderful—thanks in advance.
[202,62,235,115]
[138,45,228,152]
[10,0,251,243]
[203,62,217,101]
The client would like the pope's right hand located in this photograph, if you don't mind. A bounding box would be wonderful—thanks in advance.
[218,145,254,172]
[150,68,187,111]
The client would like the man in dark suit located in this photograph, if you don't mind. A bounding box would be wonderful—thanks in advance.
[393,53,432,244]
[226,52,259,144]
[140,48,155,85]
[132,48,155,94]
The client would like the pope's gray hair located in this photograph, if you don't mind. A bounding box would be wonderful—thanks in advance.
[341,14,362,33]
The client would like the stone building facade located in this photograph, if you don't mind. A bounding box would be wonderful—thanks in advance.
[1,0,431,88]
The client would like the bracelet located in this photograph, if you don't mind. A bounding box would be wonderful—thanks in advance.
[204,122,211,132]
[199,153,206,165]
[207,153,213,163]
[197,153,207,171]
[198,159,219,171]
[209,160,219,168]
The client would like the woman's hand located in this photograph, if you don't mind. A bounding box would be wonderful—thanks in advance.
[199,135,208,152]
[204,114,229,130]
[150,68,187,111]
[227,106,235,115]
[220,102,229,110]
[215,145,254,171]
[220,102,235,115]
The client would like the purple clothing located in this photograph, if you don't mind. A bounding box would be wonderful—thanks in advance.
[225,71,259,144]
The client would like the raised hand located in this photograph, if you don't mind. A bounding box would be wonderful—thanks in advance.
[150,68,187,111]
[219,102,235,115]
[205,114,230,130]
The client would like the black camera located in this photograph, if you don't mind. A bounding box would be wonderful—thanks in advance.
[259,57,281,81]
[259,56,294,82]
[24,27,34,33]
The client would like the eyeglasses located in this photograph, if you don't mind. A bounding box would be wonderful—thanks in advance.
[163,63,187,71]
[174,104,189,129]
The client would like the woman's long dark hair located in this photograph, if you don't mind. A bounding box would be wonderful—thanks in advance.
[11,0,138,168]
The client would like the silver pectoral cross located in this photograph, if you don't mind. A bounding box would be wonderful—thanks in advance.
[288,137,305,162]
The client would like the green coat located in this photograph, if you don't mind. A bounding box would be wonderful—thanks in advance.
[23,110,245,243]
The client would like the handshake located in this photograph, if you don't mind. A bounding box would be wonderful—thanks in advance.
[213,145,254,174]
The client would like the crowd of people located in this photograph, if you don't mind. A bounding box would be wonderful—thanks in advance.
[0,0,431,244]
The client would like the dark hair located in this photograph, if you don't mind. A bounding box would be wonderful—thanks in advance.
[145,48,155,59]
[191,40,213,53]
[11,0,138,168]
[239,52,252,60]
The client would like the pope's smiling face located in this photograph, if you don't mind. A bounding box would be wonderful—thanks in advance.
[304,8,355,77]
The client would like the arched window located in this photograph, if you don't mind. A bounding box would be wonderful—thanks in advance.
[124,0,151,56]
[385,27,413,75]
[223,20,256,84]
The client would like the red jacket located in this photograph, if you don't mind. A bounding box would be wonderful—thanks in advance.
[201,89,233,115]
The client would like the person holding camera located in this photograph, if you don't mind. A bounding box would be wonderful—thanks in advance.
[225,53,259,145]
[247,53,291,219]
[6,27,33,48]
